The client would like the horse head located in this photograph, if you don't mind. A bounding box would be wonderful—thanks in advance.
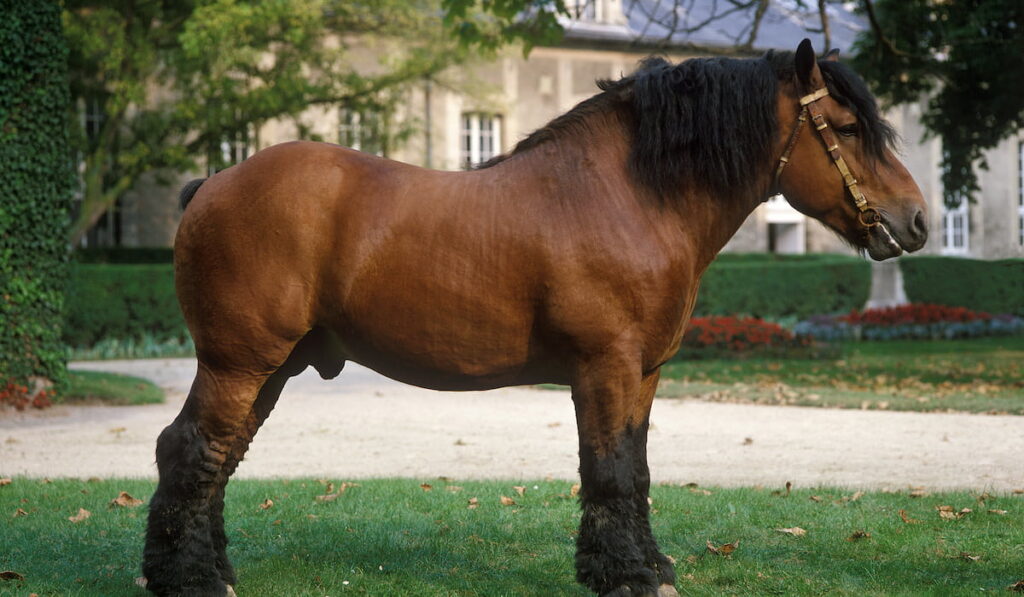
[775,39,928,260]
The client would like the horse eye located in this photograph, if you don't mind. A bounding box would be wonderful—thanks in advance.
[837,123,859,137]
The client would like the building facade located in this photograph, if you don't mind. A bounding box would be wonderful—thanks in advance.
[95,1,1024,261]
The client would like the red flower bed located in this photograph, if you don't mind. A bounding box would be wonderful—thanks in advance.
[0,381,53,411]
[682,316,802,353]
[841,304,991,327]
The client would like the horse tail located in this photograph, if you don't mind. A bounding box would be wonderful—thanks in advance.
[179,178,207,211]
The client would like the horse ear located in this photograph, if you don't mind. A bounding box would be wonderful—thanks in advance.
[824,48,840,62]
[795,38,821,89]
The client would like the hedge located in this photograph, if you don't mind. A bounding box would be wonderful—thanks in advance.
[73,247,175,264]
[64,264,186,348]
[902,256,1024,316]
[694,254,871,318]
[0,2,72,391]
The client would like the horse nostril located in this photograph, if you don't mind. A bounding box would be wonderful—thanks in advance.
[911,209,927,240]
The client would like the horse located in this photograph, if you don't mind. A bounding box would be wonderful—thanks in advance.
[142,39,927,596]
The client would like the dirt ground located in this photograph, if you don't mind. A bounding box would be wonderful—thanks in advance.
[1,358,1021,492]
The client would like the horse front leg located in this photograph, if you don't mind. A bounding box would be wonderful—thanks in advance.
[572,360,677,597]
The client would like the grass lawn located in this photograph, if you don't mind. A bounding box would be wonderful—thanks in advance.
[0,478,1022,596]
[657,337,1024,414]
[64,371,163,406]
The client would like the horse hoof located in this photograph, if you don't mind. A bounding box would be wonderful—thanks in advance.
[226,585,237,597]
[658,585,680,597]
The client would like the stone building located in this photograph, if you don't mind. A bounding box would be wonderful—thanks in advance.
[89,0,1024,261]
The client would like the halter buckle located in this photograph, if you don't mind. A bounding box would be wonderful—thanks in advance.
[857,207,882,228]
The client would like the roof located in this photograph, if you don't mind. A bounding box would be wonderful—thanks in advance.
[562,1,867,54]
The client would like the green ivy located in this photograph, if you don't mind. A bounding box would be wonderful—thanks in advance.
[0,1,73,393]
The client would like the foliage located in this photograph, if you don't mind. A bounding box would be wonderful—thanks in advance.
[64,264,186,348]
[73,247,174,264]
[852,0,1024,206]
[0,1,73,395]
[661,336,1024,414]
[442,0,568,55]
[794,303,1024,342]
[63,0,470,244]
[2,477,1022,595]
[68,334,195,361]
[901,256,1024,317]
[695,254,870,318]
[0,382,55,411]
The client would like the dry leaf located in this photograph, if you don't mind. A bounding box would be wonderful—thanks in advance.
[809,495,823,502]
[898,509,920,524]
[988,509,1008,515]
[909,489,929,498]
[689,488,712,496]
[937,505,971,520]
[445,485,463,493]
[467,497,479,510]
[259,499,274,510]
[706,540,739,556]
[109,491,143,508]
[13,508,27,517]
[316,482,358,502]
[570,484,580,497]
[500,496,516,506]
[512,486,526,497]
[847,530,871,541]
[848,491,864,502]
[419,483,433,492]
[742,437,753,445]
[959,552,981,562]
[772,482,792,497]
[1009,580,1024,592]
[0,478,11,487]
[0,571,25,581]
[775,527,806,537]
[68,508,91,523]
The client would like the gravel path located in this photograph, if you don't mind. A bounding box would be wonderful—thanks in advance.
[1,358,1021,492]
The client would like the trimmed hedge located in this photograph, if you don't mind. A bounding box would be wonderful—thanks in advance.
[0,2,72,391]
[902,256,1024,316]
[73,247,175,264]
[694,254,871,318]
[64,264,186,348]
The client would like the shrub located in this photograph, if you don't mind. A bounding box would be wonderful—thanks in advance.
[73,247,175,264]
[676,316,816,359]
[0,2,73,394]
[901,256,1024,316]
[794,303,1024,341]
[64,264,187,348]
[695,254,870,318]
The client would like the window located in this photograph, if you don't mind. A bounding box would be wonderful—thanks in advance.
[207,127,251,176]
[460,113,502,169]
[572,0,599,21]
[941,194,969,254]
[1018,141,1024,246]
[339,108,384,156]
[82,95,105,145]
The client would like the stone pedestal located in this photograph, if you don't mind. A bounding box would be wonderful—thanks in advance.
[864,259,909,309]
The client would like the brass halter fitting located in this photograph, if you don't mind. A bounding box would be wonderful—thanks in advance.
[773,86,880,228]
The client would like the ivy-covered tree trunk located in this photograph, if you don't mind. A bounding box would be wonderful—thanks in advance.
[0,0,73,403]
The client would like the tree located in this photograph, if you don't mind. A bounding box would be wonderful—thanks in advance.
[64,0,469,245]
[0,0,73,398]
[853,0,1024,206]
[446,0,1024,206]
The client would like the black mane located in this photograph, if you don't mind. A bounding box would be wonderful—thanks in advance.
[482,52,897,203]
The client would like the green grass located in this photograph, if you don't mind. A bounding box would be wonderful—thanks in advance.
[65,371,164,406]
[657,337,1024,414]
[1,478,1022,595]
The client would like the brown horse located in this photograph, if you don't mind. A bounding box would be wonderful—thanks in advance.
[142,39,926,596]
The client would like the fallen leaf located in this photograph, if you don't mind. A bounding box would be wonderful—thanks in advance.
[108,427,126,434]
[419,483,433,492]
[988,509,1008,515]
[13,508,27,517]
[0,571,25,581]
[467,497,479,509]
[959,552,981,562]
[445,485,463,493]
[909,489,929,498]
[772,482,793,497]
[135,577,147,588]
[500,496,516,506]
[847,530,871,541]
[742,437,753,445]
[0,478,11,487]
[1009,580,1024,592]
[109,491,143,508]
[512,486,526,497]
[453,438,468,446]
[937,505,971,520]
[775,527,806,537]
[547,422,561,428]
[259,499,274,510]
[316,482,359,502]
[848,491,864,502]
[706,540,739,556]
[68,508,91,523]
[898,509,920,524]
[809,495,823,502]
[689,488,712,496]
[569,484,580,498]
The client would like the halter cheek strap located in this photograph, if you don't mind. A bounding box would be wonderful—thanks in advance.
[773,86,881,229]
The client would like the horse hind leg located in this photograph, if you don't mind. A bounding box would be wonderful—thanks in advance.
[572,359,676,597]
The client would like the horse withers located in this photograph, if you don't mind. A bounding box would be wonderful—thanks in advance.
[142,39,926,596]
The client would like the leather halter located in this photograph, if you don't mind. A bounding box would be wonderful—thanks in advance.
[773,86,881,229]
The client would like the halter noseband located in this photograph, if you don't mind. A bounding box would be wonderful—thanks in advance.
[773,86,881,229]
